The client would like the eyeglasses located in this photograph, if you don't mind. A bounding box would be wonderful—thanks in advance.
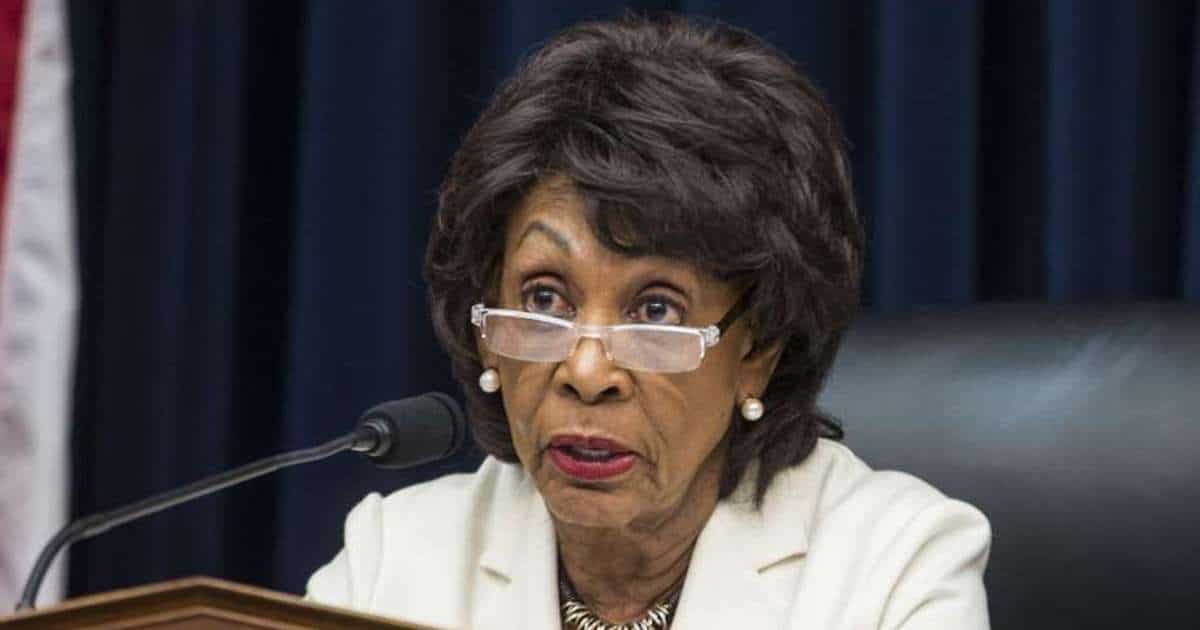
[470,293,749,373]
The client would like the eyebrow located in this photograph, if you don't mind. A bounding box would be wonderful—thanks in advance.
[516,220,573,255]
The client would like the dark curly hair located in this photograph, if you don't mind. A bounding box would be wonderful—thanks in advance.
[425,14,864,505]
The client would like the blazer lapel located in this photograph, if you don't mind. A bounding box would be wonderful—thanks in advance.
[474,465,561,629]
[671,463,816,629]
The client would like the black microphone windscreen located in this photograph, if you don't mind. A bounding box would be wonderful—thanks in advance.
[357,393,466,469]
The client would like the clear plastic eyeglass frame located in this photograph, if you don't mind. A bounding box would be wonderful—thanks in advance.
[470,295,748,373]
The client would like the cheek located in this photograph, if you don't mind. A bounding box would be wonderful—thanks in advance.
[641,370,737,463]
[678,347,741,410]
[681,379,736,443]
[680,360,741,444]
[497,362,556,458]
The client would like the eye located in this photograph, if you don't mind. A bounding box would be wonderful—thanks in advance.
[629,295,685,325]
[522,284,574,318]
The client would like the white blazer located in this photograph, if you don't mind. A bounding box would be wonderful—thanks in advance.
[306,439,991,629]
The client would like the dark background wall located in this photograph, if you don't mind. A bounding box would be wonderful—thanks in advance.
[65,0,1198,612]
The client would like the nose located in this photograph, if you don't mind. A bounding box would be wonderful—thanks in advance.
[555,336,633,404]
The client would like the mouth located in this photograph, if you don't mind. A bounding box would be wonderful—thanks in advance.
[546,434,638,481]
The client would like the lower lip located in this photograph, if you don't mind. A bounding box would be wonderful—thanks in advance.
[548,448,637,481]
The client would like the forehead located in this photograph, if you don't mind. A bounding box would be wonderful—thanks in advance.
[499,179,741,309]
[503,179,687,272]
[504,181,592,255]
[505,179,580,238]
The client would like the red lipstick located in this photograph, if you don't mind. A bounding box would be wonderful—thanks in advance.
[547,435,637,481]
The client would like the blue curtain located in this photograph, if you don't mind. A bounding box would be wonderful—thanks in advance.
[66,0,1197,625]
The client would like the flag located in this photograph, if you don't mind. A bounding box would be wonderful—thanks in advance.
[0,0,75,608]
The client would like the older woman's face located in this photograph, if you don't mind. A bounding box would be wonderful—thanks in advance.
[484,181,777,530]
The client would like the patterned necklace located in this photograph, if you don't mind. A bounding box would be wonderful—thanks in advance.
[557,569,685,630]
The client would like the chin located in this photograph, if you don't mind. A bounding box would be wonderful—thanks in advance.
[541,479,642,529]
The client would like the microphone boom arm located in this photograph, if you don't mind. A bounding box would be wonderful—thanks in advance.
[16,427,378,611]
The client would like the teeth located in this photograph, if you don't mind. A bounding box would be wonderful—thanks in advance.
[567,445,613,460]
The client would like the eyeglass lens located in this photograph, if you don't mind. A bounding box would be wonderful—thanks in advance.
[482,313,704,373]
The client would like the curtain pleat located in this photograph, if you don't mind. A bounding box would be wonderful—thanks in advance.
[276,0,471,589]
[1185,7,1200,299]
[1047,1,1145,298]
[69,0,244,595]
[871,1,981,309]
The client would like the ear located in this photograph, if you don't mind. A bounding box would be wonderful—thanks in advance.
[737,336,783,399]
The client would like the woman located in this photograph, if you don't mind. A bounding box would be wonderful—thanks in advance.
[308,14,990,630]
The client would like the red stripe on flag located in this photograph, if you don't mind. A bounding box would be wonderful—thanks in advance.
[0,0,28,258]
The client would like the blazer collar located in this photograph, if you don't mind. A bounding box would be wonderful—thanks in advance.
[476,463,561,628]
[727,458,818,570]
[671,461,816,627]
[478,463,543,578]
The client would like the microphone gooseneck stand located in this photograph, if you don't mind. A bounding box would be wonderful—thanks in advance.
[15,428,374,611]
[15,392,465,612]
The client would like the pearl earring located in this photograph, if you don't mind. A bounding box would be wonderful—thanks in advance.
[740,397,764,422]
[478,368,500,393]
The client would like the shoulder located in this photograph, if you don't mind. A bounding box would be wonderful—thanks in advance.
[813,439,990,577]
[761,438,985,527]
[374,456,517,525]
[775,439,991,628]
[305,457,527,611]
[802,439,986,522]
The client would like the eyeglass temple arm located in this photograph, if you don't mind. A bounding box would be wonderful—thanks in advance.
[715,289,752,333]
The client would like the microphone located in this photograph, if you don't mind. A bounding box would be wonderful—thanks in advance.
[15,392,466,611]
[355,393,465,468]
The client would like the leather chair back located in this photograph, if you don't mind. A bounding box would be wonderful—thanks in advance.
[819,304,1200,628]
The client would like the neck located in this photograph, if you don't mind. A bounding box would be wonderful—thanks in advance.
[554,454,723,624]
